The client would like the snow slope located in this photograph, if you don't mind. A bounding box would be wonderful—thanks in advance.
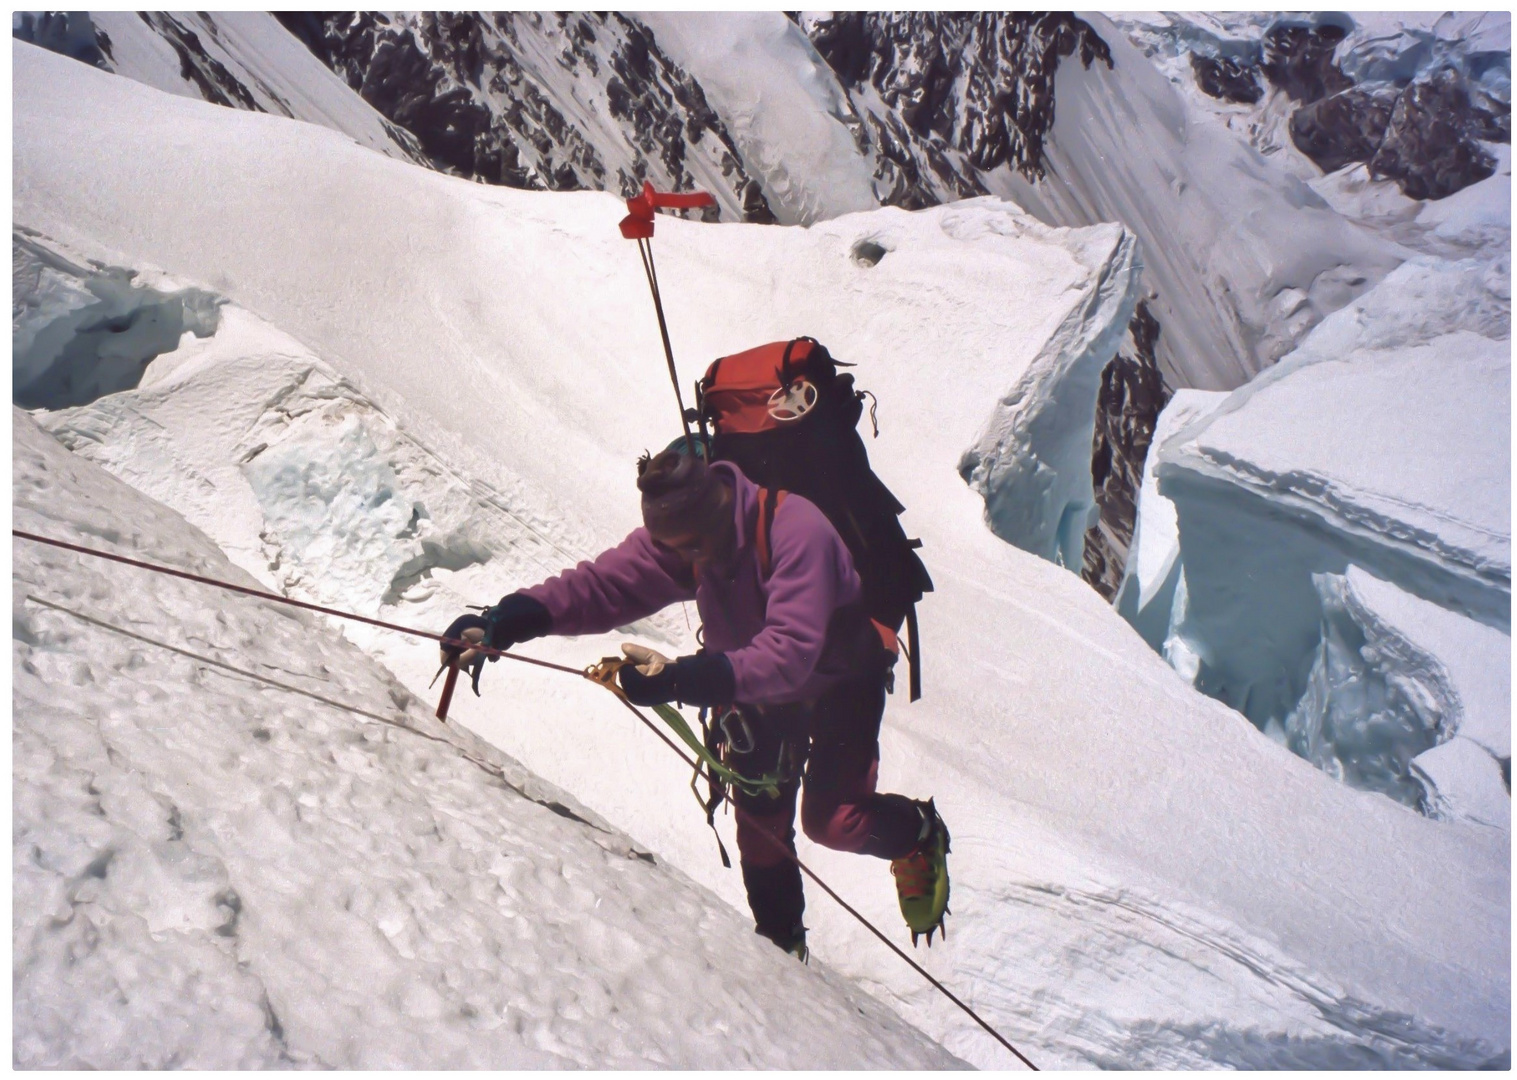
[58,12,426,166]
[635,12,880,226]
[13,410,959,1069]
[13,42,1510,1068]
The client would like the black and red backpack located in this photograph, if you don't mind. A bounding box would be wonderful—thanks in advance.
[692,337,933,700]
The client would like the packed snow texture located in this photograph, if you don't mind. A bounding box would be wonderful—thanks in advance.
[14,42,1511,1068]
[12,410,962,1070]
[12,230,221,410]
[998,12,1403,392]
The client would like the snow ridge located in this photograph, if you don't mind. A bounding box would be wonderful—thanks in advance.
[12,12,429,166]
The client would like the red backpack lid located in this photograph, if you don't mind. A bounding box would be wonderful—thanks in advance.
[701,339,820,434]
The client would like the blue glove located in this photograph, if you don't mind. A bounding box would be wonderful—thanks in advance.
[619,652,735,707]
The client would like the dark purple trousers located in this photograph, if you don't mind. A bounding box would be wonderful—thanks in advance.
[728,650,920,940]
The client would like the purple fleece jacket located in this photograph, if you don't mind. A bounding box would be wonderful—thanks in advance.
[522,462,864,705]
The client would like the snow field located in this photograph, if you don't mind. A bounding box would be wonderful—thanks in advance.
[12,410,962,1069]
[13,41,1510,1067]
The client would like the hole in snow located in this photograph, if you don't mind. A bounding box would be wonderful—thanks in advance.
[12,234,221,410]
[851,239,889,267]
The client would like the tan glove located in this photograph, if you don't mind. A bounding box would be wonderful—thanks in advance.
[621,642,673,676]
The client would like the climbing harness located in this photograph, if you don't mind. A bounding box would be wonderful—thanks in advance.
[12,527,1037,1070]
[584,656,785,800]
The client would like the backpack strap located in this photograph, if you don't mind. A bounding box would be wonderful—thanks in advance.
[755,487,788,578]
[870,608,921,701]
[904,604,922,702]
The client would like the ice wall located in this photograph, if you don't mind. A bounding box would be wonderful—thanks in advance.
[1158,329,1508,729]
[1287,566,1510,824]
[958,223,1140,570]
[1114,389,1228,650]
[12,232,220,410]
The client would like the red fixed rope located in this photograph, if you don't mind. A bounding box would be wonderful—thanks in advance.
[12,526,1036,1069]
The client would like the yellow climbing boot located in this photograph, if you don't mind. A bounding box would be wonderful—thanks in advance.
[890,799,951,947]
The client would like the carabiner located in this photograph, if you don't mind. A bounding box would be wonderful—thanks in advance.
[718,707,756,755]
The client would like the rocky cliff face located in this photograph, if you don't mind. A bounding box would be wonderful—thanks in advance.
[274,12,773,222]
[797,12,1112,209]
[269,12,1115,221]
[1176,19,1510,202]
[1082,302,1170,600]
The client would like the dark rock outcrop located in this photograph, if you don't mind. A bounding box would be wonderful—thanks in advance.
[12,11,112,68]
[1171,18,1509,204]
[1260,23,1353,105]
[276,12,771,219]
[137,12,262,112]
[801,13,1112,208]
[1190,53,1263,104]
[1370,70,1502,200]
[1083,302,1170,601]
[1290,85,1401,174]
[1290,68,1504,200]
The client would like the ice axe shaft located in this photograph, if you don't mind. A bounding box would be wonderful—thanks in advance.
[435,660,461,721]
[637,239,691,445]
[618,181,715,448]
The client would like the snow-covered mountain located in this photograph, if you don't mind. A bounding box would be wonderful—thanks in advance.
[11,11,427,166]
[13,38,1510,1069]
[22,9,1507,612]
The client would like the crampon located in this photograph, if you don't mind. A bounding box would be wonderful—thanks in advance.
[890,798,951,947]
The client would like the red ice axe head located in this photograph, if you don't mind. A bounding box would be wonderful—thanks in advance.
[619,181,716,239]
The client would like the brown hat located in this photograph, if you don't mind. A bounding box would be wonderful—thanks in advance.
[638,449,728,539]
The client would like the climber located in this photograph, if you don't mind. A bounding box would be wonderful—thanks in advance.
[440,449,950,958]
